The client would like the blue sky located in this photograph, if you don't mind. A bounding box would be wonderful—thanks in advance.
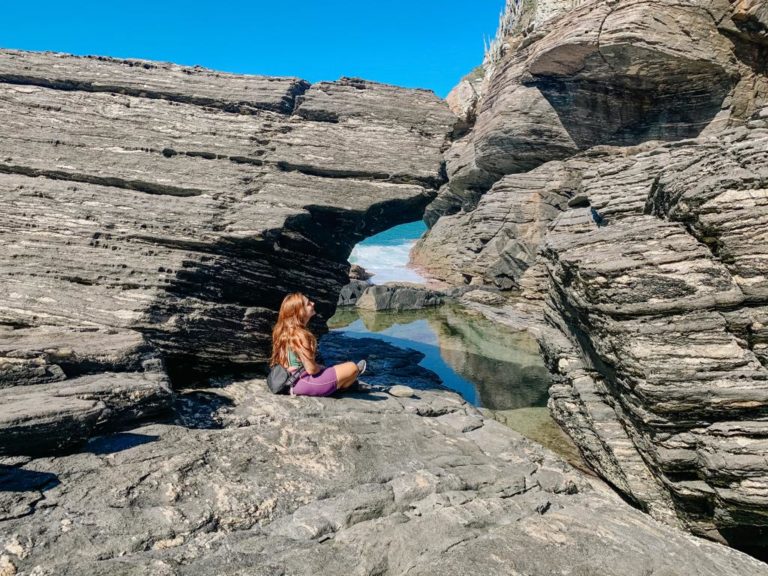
[2,1,501,98]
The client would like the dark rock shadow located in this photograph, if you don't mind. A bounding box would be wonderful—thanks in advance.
[140,188,437,389]
[83,432,159,455]
[0,465,60,492]
[527,44,736,149]
[170,391,235,429]
[319,332,445,392]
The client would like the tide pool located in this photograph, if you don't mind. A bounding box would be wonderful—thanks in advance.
[329,306,550,411]
[326,306,584,466]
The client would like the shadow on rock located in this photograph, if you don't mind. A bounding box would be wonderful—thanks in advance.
[0,465,60,492]
[83,432,160,455]
[319,332,444,391]
[170,391,235,429]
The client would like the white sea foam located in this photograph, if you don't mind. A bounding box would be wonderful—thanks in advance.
[349,241,425,284]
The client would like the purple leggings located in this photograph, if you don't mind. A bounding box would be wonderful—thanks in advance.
[291,366,338,397]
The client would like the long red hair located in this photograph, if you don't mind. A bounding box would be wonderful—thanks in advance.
[270,292,317,367]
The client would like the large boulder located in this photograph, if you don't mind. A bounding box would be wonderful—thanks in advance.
[355,283,444,312]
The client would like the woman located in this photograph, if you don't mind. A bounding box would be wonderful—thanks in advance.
[270,292,365,396]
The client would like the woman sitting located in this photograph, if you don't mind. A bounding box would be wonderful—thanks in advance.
[270,292,365,396]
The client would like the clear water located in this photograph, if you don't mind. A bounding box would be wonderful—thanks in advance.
[329,306,551,411]
[342,223,584,465]
[349,221,427,284]
[328,306,584,466]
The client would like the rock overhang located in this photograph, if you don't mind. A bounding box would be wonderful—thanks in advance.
[0,48,457,454]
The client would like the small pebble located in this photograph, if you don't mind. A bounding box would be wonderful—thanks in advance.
[389,385,414,398]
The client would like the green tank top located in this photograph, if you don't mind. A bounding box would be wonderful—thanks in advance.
[287,347,303,369]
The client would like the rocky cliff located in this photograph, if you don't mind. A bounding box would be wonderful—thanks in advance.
[0,49,455,453]
[2,6,768,572]
[415,0,768,556]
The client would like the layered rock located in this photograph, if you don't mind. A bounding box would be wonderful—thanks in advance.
[415,0,768,556]
[420,0,767,285]
[428,117,768,551]
[336,279,371,307]
[1,378,765,575]
[355,283,444,312]
[0,49,456,453]
[414,161,577,288]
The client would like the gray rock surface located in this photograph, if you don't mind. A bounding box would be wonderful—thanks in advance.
[0,50,308,114]
[336,280,371,307]
[414,162,575,288]
[2,7,767,571]
[0,371,172,455]
[538,125,768,546]
[0,49,456,452]
[420,0,767,235]
[1,381,765,575]
[414,0,768,556]
[355,283,444,312]
[424,119,768,551]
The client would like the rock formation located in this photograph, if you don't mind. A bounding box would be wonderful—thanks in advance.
[0,49,455,452]
[355,283,444,312]
[2,2,768,570]
[2,380,766,575]
[415,0,768,556]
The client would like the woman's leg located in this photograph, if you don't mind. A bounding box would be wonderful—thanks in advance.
[333,361,359,389]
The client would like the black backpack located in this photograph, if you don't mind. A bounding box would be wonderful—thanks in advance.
[266,365,303,394]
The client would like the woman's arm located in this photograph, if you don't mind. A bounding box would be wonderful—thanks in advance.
[292,331,320,375]
[297,350,321,375]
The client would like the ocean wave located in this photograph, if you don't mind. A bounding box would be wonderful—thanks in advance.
[350,241,425,284]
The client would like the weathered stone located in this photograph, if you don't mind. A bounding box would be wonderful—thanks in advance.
[445,65,486,131]
[0,49,309,114]
[1,381,763,575]
[526,0,737,145]
[0,371,171,455]
[416,0,768,551]
[0,49,455,451]
[459,289,507,306]
[355,283,444,312]
[389,385,415,398]
[336,280,370,307]
[423,0,764,228]
[348,264,372,281]
[414,162,576,288]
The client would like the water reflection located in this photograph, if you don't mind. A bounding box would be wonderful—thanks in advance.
[328,305,552,411]
[328,305,584,468]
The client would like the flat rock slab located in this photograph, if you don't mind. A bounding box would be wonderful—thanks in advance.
[0,49,308,114]
[0,384,763,575]
[0,371,172,455]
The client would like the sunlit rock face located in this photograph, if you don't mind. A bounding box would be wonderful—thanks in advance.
[420,0,766,288]
[0,49,456,453]
[417,0,768,555]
